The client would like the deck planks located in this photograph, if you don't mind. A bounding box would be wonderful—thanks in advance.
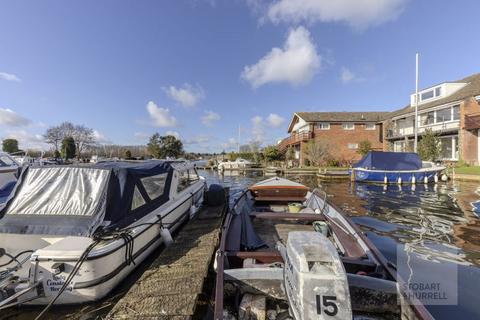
[107,204,226,320]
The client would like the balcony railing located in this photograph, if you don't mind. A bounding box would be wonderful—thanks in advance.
[277,131,313,151]
[386,121,460,139]
[464,113,480,130]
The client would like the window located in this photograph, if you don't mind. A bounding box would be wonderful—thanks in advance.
[141,173,168,200]
[453,105,460,120]
[131,186,146,211]
[365,123,376,130]
[0,156,15,166]
[419,86,442,102]
[421,90,434,101]
[177,171,189,192]
[436,108,451,123]
[439,136,458,160]
[420,111,435,125]
[317,122,330,130]
[177,170,200,193]
[342,123,355,130]
[347,143,359,149]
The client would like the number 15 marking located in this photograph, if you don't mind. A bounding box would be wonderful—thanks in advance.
[316,295,338,316]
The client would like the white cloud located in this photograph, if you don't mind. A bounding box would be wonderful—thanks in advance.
[221,137,238,150]
[0,72,21,82]
[165,131,181,139]
[251,115,265,142]
[267,113,285,127]
[241,26,321,88]
[134,132,150,140]
[184,135,210,145]
[340,67,355,83]
[163,83,205,108]
[266,0,407,30]
[2,130,48,150]
[201,110,221,127]
[0,108,31,127]
[340,66,365,84]
[93,130,111,144]
[146,101,177,127]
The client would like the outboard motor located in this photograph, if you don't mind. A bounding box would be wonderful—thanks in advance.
[282,231,352,320]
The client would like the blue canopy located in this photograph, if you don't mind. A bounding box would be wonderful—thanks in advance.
[353,151,422,171]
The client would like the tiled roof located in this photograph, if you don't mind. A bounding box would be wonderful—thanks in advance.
[390,73,480,118]
[296,111,390,122]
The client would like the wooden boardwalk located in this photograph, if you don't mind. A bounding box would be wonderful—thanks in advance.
[106,204,226,320]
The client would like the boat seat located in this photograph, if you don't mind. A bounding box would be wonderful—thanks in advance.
[250,211,325,221]
[325,217,367,259]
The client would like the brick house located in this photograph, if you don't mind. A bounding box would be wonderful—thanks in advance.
[385,73,480,165]
[278,112,389,165]
[279,73,480,166]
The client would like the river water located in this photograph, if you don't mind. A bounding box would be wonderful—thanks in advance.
[2,170,480,319]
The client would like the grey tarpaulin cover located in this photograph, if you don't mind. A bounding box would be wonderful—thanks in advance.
[0,161,174,236]
[225,193,265,251]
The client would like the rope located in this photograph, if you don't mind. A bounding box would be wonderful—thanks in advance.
[33,215,174,319]
[0,250,34,268]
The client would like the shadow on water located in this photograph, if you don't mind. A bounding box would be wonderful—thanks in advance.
[2,170,480,319]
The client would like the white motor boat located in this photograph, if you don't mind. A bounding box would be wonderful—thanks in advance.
[217,158,253,171]
[0,160,206,308]
[0,153,19,190]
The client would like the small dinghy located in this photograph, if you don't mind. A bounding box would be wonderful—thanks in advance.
[0,160,206,309]
[350,151,445,184]
[214,177,434,320]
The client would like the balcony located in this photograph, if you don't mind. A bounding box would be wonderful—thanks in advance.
[464,113,480,130]
[386,121,460,140]
[277,131,313,151]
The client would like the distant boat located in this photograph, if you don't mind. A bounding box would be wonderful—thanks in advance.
[0,152,19,190]
[217,158,253,171]
[350,151,445,184]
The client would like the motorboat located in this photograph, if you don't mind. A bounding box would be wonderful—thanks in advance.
[0,160,206,309]
[0,152,20,190]
[214,177,434,320]
[217,158,253,171]
[350,151,445,184]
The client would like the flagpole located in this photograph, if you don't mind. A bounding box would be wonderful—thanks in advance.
[414,53,419,153]
[238,124,241,153]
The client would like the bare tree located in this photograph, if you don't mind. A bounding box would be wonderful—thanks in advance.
[303,138,330,166]
[43,126,63,151]
[71,125,95,159]
[44,122,96,159]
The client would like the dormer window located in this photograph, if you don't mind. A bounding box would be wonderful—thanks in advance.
[419,86,442,102]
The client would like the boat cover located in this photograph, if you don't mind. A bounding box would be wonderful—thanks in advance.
[225,193,266,251]
[353,151,422,171]
[0,161,174,236]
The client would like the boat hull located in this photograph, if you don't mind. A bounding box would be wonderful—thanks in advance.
[351,167,444,183]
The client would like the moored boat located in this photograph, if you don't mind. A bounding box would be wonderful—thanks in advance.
[351,151,445,184]
[214,177,434,320]
[0,153,20,191]
[218,158,253,171]
[0,160,206,309]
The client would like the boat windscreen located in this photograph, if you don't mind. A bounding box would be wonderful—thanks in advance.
[5,167,110,217]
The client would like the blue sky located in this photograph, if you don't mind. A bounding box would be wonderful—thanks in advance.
[1,0,479,153]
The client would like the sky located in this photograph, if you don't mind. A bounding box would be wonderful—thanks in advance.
[1,0,479,153]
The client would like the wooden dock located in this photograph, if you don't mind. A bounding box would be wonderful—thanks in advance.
[106,203,226,320]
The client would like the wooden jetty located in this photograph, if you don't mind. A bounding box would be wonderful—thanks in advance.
[317,169,350,181]
[106,203,227,320]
